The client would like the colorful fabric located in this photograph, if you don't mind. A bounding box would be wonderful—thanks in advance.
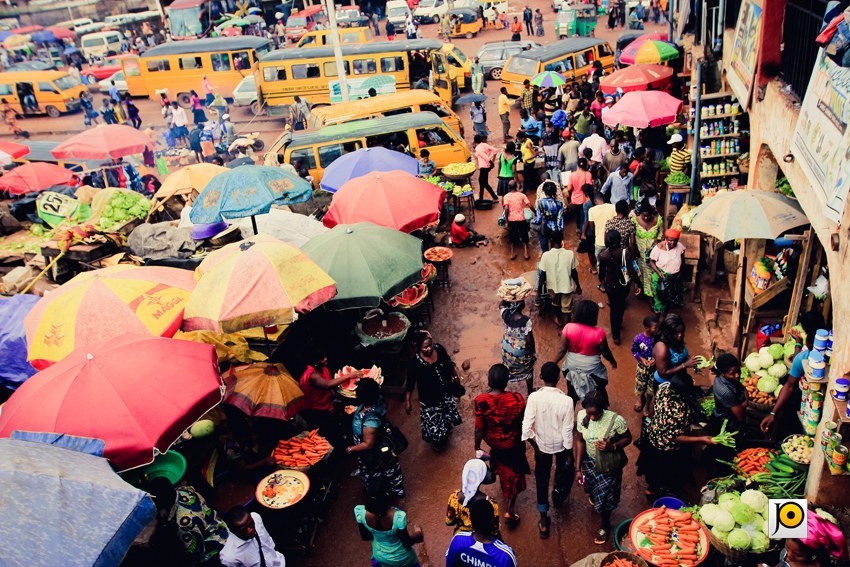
[503,191,530,222]
[650,271,684,313]
[633,215,663,296]
[446,491,500,533]
[173,486,229,563]
[501,310,534,383]
[474,391,526,450]
[535,196,564,235]
[420,395,461,444]
[647,381,695,451]
[490,444,530,501]
[580,455,623,512]
[631,332,654,362]
[576,409,627,461]
[635,362,656,395]
[561,323,606,356]
[446,533,517,567]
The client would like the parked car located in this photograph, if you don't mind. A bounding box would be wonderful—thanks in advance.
[414,0,505,24]
[335,6,369,27]
[98,70,128,94]
[476,39,539,80]
[81,55,127,83]
[231,75,260,114]
[7,60,56,72]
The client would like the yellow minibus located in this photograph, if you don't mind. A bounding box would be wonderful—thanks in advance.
[0,70,87,117]
[501,38,615,96]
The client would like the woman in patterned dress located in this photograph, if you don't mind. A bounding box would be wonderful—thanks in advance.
[500,300,536,395]
[405,331,462,451]
[632,200,663,298]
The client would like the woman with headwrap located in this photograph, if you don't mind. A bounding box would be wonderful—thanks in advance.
[636,370,715,497]
[574,390,632,545]
[405,331,463,451]
[779,512,848,566]
[474,364,529,527]
[500,299,536,395]
[706,353,746,476]
[649,228,687,314]
[445,459,501,536]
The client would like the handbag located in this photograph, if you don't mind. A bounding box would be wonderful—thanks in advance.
[362,416,409,469]
[594,412,629,473]
[619,249,631,286]
[448,379,466,398]
[523,207,535,223]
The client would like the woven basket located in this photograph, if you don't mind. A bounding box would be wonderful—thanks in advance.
[601,551,648,567]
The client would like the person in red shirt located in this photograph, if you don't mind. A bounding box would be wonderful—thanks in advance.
[299,348,361,442]
[450,214,488,247]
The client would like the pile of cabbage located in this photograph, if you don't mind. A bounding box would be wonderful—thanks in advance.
[699,490,770,552]
[743,343,790,398]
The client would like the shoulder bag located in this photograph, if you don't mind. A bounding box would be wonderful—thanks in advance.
[362,416,409,470]
[594,412,629,473]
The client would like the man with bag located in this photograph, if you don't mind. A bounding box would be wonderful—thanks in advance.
[521,362,574,540]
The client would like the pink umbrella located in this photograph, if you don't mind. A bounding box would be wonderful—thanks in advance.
[47,26,76,40]
[601,90,683,129]
[0,162,77,195]
[51,125,154,161]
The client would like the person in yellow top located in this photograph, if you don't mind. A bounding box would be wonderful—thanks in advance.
[517,131,538,192]
[445,459,501,536]
[498,87,512,140]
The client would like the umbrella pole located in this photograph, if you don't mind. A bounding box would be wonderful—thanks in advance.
[251,215,258,235]
[262,326,272,357]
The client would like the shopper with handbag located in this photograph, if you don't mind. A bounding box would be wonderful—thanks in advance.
[597,230,638,345]
[574,389,632,545]
[405,331,463,452]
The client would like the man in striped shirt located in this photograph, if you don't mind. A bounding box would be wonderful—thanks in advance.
[667,133,692,174]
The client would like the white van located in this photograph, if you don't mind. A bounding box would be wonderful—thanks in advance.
[386,0,412,27]
[55,17,94,30]
[80,31,123,59]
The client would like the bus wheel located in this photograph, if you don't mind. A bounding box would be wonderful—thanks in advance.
[465,31,474,39]
[251,139,265,152]
[250,101,265,116]
[177,93,192,108]
[560,35,567,39]
[432,15,440,23]
[46,106,60,118]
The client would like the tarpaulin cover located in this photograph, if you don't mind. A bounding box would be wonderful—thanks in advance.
[0,294,38,390]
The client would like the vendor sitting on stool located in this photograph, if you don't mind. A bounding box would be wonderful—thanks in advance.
[451,214,488,247]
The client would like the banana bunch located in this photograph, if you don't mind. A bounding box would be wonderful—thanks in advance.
[443,162,475,176]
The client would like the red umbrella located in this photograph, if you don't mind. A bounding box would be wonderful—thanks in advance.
[0,162,77,195]
[0,335,223,471]
[600,64,674,94]
[323,170,446,233]
[0,140,30,159]
[51,125,155,161]
[47,26,76,40]
[601,90,683,129]
[11,25,43,34]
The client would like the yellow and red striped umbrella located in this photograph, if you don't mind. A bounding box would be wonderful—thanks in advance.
[24,265,195,369]
[183,234,336,333]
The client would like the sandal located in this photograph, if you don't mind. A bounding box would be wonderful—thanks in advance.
[594,529,609,545]
[538,516,550,539]
[504,513,520,528]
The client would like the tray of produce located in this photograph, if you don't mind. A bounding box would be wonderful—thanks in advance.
[696,489,777,558]
[782,434,814,465]
[629,507,709,566]
[256,470,310,509]
[442,162,476,180]
[424,246,453,262]
[601,551,648,567]
[336,365,384,398]
[271,429,334,471]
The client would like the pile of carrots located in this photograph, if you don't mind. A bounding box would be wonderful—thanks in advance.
[733,447,776,476]
[635,507,703,567]
[271,430,333,469]
[605,557,642,567]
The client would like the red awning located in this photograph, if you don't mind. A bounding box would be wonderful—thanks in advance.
[167,0,207,9]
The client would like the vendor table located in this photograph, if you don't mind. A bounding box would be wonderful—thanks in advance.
[40,241,118,283]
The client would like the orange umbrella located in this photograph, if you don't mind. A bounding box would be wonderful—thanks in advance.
[323,170,446,233]
[225,363,307,420]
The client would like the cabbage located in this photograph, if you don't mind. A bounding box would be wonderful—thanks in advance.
[750,532,770,552]
[711,526,731,541]
[784,340,797,358]
[740,490,768,514]
[745,353,762,372]
[699,503,721,526]
[761,517,769,535]
[768,363,787,379]
[713,509,736,532]
[728,528,752,550]
[774,384,783,397]
[755,370,769,379]
[718,492,740,508]
[767,343,785,360]
[757,375,779,393]
[758,351,774,369]
[731,502,756,525]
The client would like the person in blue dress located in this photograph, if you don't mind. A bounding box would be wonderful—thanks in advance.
[652,314,699,388]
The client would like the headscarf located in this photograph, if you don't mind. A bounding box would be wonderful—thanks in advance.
[461,459,488,506]
[800,512,848,560]
[665,228,681,239]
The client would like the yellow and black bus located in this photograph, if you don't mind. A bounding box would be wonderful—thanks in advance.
[254,39,458,115]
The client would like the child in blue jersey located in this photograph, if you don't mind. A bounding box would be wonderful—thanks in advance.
[446,499,517,567]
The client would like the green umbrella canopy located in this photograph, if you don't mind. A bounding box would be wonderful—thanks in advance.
[301,222,423,310]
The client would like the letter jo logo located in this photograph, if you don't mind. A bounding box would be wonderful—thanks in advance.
[767,499,808,539]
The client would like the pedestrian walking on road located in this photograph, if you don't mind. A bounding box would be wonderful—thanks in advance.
[445,459,501,534]
[125,96,142,129]
[523,6,533,36]
[500,299,536,393]
[522,362,574,540]
[534,8,544,36]
[510,16,522,40]
[470,100,488,138]
[473,135,499,200]
[470,56,484,94]
[474,364,529,528]
[445,499,517,567]
[498,87,512,139]
[354,492,423,567]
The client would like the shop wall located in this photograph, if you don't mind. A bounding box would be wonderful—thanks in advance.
[722,28,850,504]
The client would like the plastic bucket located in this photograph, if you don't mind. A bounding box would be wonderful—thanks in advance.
[653,496,685,510]
[614,518,633,552]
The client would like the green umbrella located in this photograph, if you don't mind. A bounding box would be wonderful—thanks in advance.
[301,222,423,310]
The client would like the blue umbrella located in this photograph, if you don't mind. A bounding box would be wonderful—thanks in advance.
[190,165,313,231]
[0,295,38,390]
[30,30,56,43]
[320,147,419,193]
[0,437,156,567]
[0,31,11,41]
[63,46,80,55]
[455,93,488,105]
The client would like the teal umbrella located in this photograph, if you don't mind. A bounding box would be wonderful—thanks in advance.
[301,222,423,310]
[190,166,312,231]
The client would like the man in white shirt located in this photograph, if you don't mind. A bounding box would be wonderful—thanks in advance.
[220,507,286,567]
[170,101,189,147]
[538,238,582,326]
[521,362,575,539]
